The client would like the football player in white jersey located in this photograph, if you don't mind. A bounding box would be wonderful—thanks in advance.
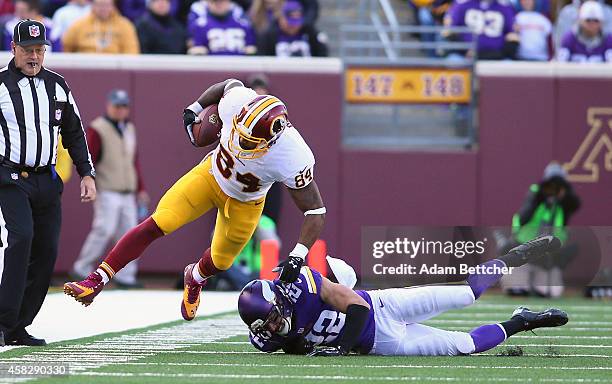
[65,79,326,321]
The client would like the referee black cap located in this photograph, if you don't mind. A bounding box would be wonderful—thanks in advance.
[13,19,51,47]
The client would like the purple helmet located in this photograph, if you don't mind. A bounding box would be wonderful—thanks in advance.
[238,280,293,337]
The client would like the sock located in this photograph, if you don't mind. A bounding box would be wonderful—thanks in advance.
[193,247,221,283]
[103,217,164,277]
[466,259,506,299]
[500,317,526,337]
[95,267,110,284]
[469,323,507,353]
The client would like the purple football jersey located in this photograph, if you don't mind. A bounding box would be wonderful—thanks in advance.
[448,0,516,52]
[249,267,375,354]
[557,31,612,62]
[188,3,255,55]
[275,33,312,57]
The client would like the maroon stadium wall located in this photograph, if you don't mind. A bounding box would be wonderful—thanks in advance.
[30,56,609,274]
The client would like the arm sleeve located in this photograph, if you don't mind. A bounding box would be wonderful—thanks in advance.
[61,87,95,178]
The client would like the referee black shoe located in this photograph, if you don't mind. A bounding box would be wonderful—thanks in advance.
[0,331,4,347]
[511,307,569,332]
[5,329,46,346]
[499,235,562,268]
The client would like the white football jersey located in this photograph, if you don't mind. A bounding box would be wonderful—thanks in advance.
[210,86,315,202]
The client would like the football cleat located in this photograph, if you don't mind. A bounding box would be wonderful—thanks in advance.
[63,271,105,307]
[181,263,206,321]
[511,306,569,332]
[500,235,562,268]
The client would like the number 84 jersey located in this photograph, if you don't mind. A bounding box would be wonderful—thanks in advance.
[211,86,316,202]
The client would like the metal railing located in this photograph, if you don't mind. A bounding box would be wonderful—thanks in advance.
[339,24,479,149]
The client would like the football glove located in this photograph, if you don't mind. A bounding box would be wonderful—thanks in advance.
[182,109,200,146]
[275,255,304,283]
[307,346,348,357]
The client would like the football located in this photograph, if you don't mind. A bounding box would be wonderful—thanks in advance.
[191,104,221,147]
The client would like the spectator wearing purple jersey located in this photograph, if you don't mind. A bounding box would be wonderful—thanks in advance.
[557,0,612,62]
[257,0,327,57]
[136,0,187,53]
[3,0,58,51]
[187,0,256,55]
[515,0,552,60]
[445,0,519,60]
[555,0,612,50]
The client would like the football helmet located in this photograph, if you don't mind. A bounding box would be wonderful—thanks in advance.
[238,279,293,337]
[229,95,288,159]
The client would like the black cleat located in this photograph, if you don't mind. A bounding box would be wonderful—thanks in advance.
[499,235,562,268]
[511,306,569,332]
[5,329,46,346]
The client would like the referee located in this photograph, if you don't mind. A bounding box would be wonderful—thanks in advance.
[0,20,96,346]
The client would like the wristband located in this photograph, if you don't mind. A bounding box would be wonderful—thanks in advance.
[187,101,203,115]
[289,243,309,260]
[304,207,326,216]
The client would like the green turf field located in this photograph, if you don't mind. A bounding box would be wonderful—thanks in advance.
[1,295,610,384]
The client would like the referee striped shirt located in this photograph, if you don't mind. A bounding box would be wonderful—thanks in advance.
[0,58,94,177]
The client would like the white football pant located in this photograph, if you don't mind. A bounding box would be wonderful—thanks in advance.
[368,285,476,356]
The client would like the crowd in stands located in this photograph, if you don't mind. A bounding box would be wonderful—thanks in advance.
[414,0,612,62]
[0,0,328,56]
[0,0,609,61]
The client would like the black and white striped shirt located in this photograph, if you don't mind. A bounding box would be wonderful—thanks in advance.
[0,59,94,177]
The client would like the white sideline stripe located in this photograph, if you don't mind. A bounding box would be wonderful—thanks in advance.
[480,353,611,358]
[0,314,245,383]
[426,320,612,326]
[115,362,612,371]
[472,303,612,312]
[191,341,612,349]
[442,326,612,332]
[513,336,612,340]
[71,372,611,382]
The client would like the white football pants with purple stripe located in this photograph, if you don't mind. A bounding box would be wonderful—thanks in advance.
[367,286,477,356]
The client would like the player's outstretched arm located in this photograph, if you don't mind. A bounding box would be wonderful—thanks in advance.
[279,181,326,283]
[308,277,370,356]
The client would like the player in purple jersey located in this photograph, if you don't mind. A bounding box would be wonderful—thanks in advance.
[187,0,256,55]
[557,1,612,62]
[445,0,519,59]
[238,235,568,356]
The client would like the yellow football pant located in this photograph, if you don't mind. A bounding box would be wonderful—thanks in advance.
[151,156,264,270]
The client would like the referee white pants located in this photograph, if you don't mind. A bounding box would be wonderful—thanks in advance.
[73,190,138,284]
[368,286,476,356]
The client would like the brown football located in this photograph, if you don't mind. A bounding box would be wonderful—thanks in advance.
[192,104,221,147]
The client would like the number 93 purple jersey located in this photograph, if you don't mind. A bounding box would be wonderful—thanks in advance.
[249,267,375,354]
[447,0,516,52]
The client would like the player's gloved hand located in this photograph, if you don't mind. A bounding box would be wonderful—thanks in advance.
[182,109,200,146]
[307,346,348,357]
[273,255,304,283]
